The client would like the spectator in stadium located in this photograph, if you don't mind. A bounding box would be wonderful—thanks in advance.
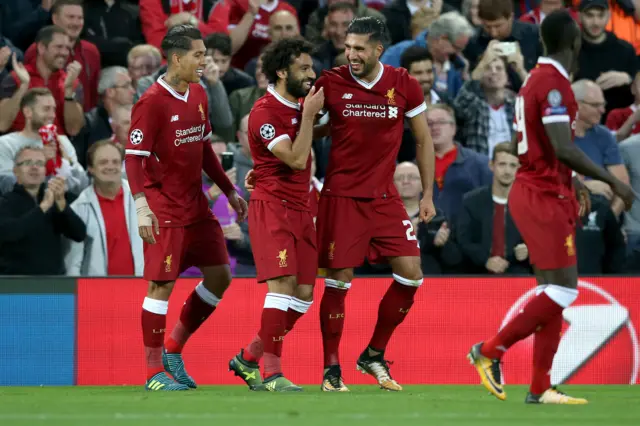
[0,38,24,83]
[109,104,132,150]
[519,0,578,25]
[0,145,86,275]
[208,0,298,69]
[314,3,355,71]
[83,0,145,68]
[64,140,143,277]
[0,88,88,194]
[454,53,515,157]
[464,0,541,91]
[572,79,630,217]
[0,0,52,52]
[23,0,102,111]
[227,114,253,198]
[306,0,386,46]
[229,54,268,135]
[427,104,492,221]
[138,0,226,50]
[461,0,481,27]
[575,190,627,274]
[128,44,163,93]
[620,134,640,254]
[574,0,637,118]
[72,66,135,168]
[0,26,85,137]
[381,11,473,98]
[204,32,253,96]
[606,71,640,141]
[382,0,457,45]
[456,142,530,275]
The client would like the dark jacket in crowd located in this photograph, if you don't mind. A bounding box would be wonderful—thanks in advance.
[456,186,531,274]
[0,183,86,275]
[417,211,463,274]
[72,105,113,168]
[382,0,456,46]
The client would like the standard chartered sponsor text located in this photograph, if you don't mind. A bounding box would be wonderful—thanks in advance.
[343,103,388,118]
[175,124,205,146]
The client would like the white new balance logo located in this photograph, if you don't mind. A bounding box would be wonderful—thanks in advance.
[171,115,179,122]
[342,93,353,99]
[388,106,398,119]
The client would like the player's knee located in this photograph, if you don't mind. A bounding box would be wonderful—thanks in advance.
[201,265,232,296]
[266,275,297,296]
[294,284,314,302]
[326,268,353,284]
[389,257,423,282]
[148,280,175,299]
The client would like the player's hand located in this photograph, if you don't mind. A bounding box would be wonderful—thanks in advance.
[248,0,265,15]
[611,179,636,211]
[228,191,248,222]
[514,243,528,262]
[486,256,509,274]
[165,12,194,28]
[574,177,592,217]
[433,222,449,247]
[12,53,30,86]
[302,86,324,119]
[244,169,255,192]
[64,61,82,90]
[222,223,243,241]
[203,56,220,85]
[584,180,613,200]
[596,71,631,90]
[419,196,436,223]
[135,197,160,244]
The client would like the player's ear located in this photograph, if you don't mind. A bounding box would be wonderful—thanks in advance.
[276,68,288,81]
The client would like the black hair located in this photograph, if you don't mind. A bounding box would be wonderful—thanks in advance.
[51,0,84,16]
[540,9,580,55]
[400,46,433,71]
[261,38,315,85]
[160,25,203,60]
[328,2,356,15]
[35,25,69,47]
[345,16,388,45]
[204,32,232,57]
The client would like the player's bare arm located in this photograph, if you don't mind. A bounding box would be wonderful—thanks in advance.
[271,86,325,170]
[409,111,436,223]
[202,142,248,221]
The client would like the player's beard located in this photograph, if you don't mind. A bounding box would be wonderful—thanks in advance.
[286,75,313,99]
[353,58,376,78]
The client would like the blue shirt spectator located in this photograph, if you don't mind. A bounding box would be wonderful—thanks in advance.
[574,124,623,169]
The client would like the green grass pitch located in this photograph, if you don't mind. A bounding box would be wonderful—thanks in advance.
[0,385,638,426]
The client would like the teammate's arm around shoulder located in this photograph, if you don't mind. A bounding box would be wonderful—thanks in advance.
[269,86,324,170]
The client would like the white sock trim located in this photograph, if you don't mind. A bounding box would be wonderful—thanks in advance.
[393,273,423,287]
[289,297,312,314]
[264,293,291,311]
[325,279,351,290]
[535,285,548,296]
[142,297,168,315]
[544,284,579,308]
[195,282,221,307]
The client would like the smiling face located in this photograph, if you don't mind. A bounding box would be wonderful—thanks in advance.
[175,39,207,84]
[345,33,382,78]
[39,32,70,71]
[52,4,84,42]
[14,148,47,189]
[89,143,123,185]
[282,53,316,98]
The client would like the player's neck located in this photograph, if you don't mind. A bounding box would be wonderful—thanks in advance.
[274,82,298,104]
[546,53,572,74]
[163,71,189,94]
[360,61,382,83]
[492,181,511,199]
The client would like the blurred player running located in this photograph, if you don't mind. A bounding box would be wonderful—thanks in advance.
[313,17,436,392]
[228,38,325,392]
[468,10,635,405]
[124,25,248,392]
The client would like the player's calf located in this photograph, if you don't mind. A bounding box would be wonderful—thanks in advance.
[320,277,351,391]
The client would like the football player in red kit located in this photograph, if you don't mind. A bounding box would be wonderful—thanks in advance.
[228,38,324,392]
[124,25,248,391]
[313,17,437,392]
[468,10,635,404]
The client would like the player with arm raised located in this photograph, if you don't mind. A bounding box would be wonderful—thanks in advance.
[124,25,248,392]
[227,38,325,392]
[313,17,436,392]
[468,9,635,405]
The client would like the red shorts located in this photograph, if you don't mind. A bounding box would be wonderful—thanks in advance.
[509,182,578,270]
[248,200,317,285]
[317,196,420,269]
[143,217,229,281]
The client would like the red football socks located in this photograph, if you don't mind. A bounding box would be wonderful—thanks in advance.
[369,279,419,351]
[257,293,291,378]
[165,283,219,354]
[320,280,350,366]
[531,311,564,395]
[481,292,565,360]
[285,297,312,335]
[141,297,169,379]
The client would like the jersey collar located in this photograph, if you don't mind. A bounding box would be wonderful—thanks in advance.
[157,74,190,102]
[537,57,570,81]
[267,85,300,110]
[350,62,384,90]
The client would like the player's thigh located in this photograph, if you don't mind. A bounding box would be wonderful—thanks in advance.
[534,264,579,289]
[143,226,187,282]
[266,275,297,296]
[183,217,230,271]
[368,197,421,265]
[296,210,318,287]
[317,196,370,269]
[509,185,577,270]
[249,200,298,283]
[388,255,423,282]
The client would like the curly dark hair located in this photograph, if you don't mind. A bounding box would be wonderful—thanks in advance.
[261,38,315,85]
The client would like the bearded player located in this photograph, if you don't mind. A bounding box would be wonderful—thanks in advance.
[227,38,325,392]
[124,25,248,392]
[313,17,436,392]
[468,10,635,404]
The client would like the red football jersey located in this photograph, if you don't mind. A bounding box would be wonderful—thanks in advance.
[316,64,426,198]
[514,57,578,199]
[126,77,212,227]
[248,86,311,211]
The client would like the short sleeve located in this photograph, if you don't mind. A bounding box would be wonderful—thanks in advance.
[249,107,290,152]
[600,128,623,165]
[404,74,427,118]
[538,80,573,125]
[125,97,159,157]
